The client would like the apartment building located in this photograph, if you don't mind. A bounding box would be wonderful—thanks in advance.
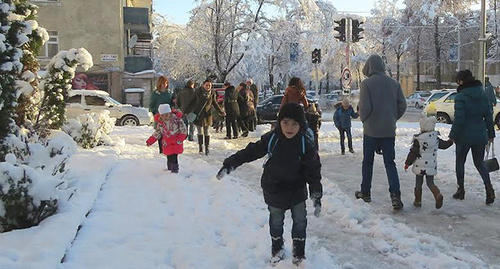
[32,0,156,106]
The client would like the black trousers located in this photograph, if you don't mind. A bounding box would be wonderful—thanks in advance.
[226,117,238,138]
[167,154,178,165]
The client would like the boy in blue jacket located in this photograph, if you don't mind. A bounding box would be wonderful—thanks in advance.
[216,102,322,266]
[334,98,359,154]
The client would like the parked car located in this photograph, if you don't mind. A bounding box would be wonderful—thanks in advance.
[423,89,454,108]
[319,93,340,109]
[256,94,321,123]
[406,91,431,109]
[66,90,152,126]
[306,90,319,101]
[212,83,225,103]
[424,90,500,127]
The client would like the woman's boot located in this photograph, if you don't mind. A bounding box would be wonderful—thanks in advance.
[430,185,443,209]
[486,184,495,205]
[452,185,465,200]
[197,134,204,154]
[204,136,210,156]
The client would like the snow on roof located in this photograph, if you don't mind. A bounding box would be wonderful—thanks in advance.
[123,70,157,76]
[125,88,145,93]
[69,89,110,96]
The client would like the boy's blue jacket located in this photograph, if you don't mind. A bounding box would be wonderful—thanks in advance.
[223,129,322,209]
[334,106,359,129]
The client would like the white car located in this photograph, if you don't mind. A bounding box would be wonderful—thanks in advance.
[422,89,454,108]
[406,91,431,109]
[306,90,320,101]
[66,90,153,126]
[424,90,500,126]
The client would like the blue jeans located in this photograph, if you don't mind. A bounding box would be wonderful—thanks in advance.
[455,143,491,187]
[361,136,400,195]
[268,202,307,240]
[339,128,353,151]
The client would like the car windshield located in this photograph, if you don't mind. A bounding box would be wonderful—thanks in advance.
[418,92,431,97]
[428,92,447,102]
[105,96,122,105]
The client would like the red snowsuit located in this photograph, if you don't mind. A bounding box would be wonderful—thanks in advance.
[146,110,187,155]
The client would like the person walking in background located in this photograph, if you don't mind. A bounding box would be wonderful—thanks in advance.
[305,103,321,150]
[279,77,308,110]
[216,102,322,266]
[334,98,358,155]
[355,54,407,210]
[176,80,196,141]
[404,116,453,209]
[247,79,259,130]
[184,80,225,155]
[146,104,187,173]
[484,77,497,108]
[449,70,496,204]
[224,85,241,139]
[237,82,253,137]
[149,76,176,153]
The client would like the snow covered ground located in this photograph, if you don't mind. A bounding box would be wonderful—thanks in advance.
[1,120,499,268]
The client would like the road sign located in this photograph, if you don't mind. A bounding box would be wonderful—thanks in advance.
[341,68,351,88]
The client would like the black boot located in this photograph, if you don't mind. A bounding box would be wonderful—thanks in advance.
[452,185,465,200]
[171,163,179,173]
[271,237,284,257]
[204,136,210,156]
[486,184,495,205]
[197,134,204,154]
[292,239,306,265]
[355,191,371,202]
[390,192,403,210]
[166,161,171,171]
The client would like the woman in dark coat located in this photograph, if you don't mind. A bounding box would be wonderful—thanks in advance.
[184,80,225,155]
[224,85,241,139]
[177,80,196,141]
[449,70,496,204]
[236,83,253,137]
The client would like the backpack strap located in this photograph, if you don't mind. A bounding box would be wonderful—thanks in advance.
[267,132,278,158]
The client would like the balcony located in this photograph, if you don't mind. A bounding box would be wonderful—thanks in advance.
[125,56,153,73]
[124,7,150,34]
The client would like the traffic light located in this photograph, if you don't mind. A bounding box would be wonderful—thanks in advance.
[311,48,321,64]
[352,19,364,43]
[334,19,346,42]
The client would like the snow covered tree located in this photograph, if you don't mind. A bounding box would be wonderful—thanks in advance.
[37,48,92,130]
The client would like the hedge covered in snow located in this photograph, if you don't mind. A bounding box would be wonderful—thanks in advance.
[62,111,116,149]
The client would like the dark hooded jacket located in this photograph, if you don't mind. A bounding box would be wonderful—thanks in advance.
[358,55,407,138]
[177,84,196,113]
[449,80,495,145]
[224,87,241,120]
[222,104,322,209]
[184,87,224,127]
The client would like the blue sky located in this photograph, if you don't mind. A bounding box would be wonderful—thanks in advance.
[154,0,384,25]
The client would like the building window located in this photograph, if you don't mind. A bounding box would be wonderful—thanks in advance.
[39,31,59,58]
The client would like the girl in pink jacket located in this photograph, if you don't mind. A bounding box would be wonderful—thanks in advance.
[146,104,187,173]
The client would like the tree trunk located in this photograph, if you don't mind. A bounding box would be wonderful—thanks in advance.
[434,16,442,89]
[396,53,401,83]
[416,31,421,91]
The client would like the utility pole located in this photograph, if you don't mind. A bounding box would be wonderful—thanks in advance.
[479,0,487,83]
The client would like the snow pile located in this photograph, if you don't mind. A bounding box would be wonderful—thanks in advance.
[62,111,116,149]
[0,162,66,233]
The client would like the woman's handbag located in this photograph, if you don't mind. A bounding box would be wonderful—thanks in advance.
[484,140,499,172]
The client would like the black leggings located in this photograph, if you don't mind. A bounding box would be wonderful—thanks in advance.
[167,154,178,165]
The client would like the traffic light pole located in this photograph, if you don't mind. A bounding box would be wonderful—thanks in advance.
[344,18,352,95]
[478,0,486,84]
[315,63,319,95]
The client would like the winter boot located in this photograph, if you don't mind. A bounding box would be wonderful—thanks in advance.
[292,239,306,265]
[452,185,465,200]
[390,192,404,210]
[204,136,210,156]
[355,191,371,202]
[413,188,422,207]
[171,163,179,174]
[197,135,204,154]
[429,185,443,209]
[486,184,495,205]
[166,161,172,171]
[349,148,355,153]
[341,149,345,155]
[270,237,284,264]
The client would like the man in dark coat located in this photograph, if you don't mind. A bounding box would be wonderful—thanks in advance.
[356,54,407,210]
[237,83,253,137]
[177,80,196,141]
[224,85,242,139]
[184,80,225,155]
[484,77,497,108]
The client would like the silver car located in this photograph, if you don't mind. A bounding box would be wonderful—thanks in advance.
[66,90,152,126]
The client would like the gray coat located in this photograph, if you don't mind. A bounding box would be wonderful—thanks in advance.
[358,55,407,138]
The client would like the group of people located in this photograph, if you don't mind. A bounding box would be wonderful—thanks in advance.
[145,54,496,265]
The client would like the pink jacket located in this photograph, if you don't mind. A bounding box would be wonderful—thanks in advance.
[146,110,187,155]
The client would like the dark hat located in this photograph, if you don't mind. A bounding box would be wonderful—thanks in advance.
[278,102,307,130]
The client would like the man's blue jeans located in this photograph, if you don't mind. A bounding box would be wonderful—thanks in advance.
[361,136,400,195]
[268,202,307,240]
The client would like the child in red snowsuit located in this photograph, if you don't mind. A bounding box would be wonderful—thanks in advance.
[146,104,187,173]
